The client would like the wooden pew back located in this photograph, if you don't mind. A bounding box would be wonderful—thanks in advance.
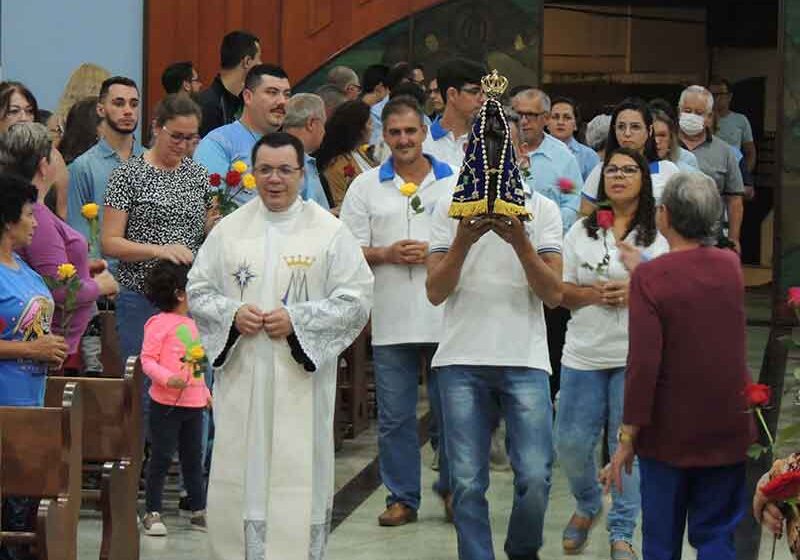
[0,382,82,499]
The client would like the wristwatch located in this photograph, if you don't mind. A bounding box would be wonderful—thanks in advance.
[617,427,634,445]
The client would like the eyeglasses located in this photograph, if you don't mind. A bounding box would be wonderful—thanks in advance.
[603,165,641,177]
[614,122,646,133]
[517,110,547,121]
[347,83,362,93]
[161,126,200,144]
[459,85,483,96]
[254,164,303,178]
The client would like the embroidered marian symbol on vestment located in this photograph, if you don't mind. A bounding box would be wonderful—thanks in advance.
[232,261,257,300]
[281,255,316,305]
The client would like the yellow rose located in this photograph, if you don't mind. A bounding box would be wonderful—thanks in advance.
[399,182,418,197]
[189,345,206,361]
[241,173,257,190]
[57,263,77,280]
[231,160,248,174]
[81,203,99,220]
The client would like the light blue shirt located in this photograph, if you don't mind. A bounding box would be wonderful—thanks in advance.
[67,138,144,240]
[566,136,601,181]
[193,120,260,207]
[677,147,700,172]
[523,134,584,232]
[301,154,330,210]
[369,97,389,146]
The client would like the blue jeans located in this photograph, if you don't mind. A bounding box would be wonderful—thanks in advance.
[373,344,448,510]
[438,366,553,560]
[554,365,640,543]
[116,288,157,439]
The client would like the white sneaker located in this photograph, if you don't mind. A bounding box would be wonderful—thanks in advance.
[142,512,167,536]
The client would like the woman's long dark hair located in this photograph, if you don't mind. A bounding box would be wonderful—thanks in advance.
[584,146,657,247]
[605,97,659,163]
[315,100,371,171]
[59,97,100,165]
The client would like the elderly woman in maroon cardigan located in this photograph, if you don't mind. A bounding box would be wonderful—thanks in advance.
[607,171,755,560]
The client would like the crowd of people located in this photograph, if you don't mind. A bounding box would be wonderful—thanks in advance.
[0,26,786,560]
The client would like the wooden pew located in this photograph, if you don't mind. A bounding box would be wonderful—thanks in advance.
[335,327,370,440]
[45,356,143,560]
[0,381,83,560]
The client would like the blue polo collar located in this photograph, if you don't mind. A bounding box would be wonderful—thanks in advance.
[379,154,454,183]
[97,137,143,159]
[430,117,449,141]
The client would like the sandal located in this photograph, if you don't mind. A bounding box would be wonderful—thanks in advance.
[610,541,638,560]
[562,512,600,554]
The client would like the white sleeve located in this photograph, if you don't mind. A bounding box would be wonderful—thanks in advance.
[429,196,456,253]
[338,176,372,247]
[562,220,582,283]
[580,163,602,202]
[533,196,563,255]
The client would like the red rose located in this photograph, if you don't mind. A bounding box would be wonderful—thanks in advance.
[225,170,241,186]
[761,470,800,502]
[744,383,771,408]
[343,164,356,178]
[557,177,575,194]
[788,287,800,308]
[209,173,222,187]
[596,209,614,230]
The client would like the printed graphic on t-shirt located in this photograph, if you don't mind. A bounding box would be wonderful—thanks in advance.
[12,296,53,341]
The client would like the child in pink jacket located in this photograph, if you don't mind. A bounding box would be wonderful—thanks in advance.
[140,261,211,537]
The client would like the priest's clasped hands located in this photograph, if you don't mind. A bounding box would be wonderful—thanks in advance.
[234,304,294,339]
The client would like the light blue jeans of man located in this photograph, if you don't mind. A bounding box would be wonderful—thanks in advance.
[438,365,553,560]
[554,364,641,544]
[373,344,449,511]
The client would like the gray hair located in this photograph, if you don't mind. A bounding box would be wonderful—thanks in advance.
[660,172,722,244]
[0,122,52,181]
[326,65,359,92]
[315,84,346,113]
[678,85,714,115]
[511,88,551,112]
[585,113,611,150]
[283,93,326,129]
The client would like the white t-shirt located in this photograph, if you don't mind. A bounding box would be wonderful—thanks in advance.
[561,218,669,370]
[581,159,680,204]
[339,156,457,345]
[429,190,563,371]
[422,119,469,170]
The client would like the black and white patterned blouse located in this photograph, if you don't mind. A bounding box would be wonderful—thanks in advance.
[105,155,211,293]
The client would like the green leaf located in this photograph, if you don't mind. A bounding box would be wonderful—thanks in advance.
[175,325,193,346]
[794,367,800,381]
[747,443,767,460]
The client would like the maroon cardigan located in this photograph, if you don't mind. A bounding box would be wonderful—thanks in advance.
[624,246,756,467]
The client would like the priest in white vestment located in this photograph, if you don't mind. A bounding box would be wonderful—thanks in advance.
[187,132,373,560]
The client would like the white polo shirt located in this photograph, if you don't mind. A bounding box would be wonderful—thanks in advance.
[340,155,457,346]
[428,188,563,371]
[581,159,680,204]
[561,218,669,370]
[422,118,469,170]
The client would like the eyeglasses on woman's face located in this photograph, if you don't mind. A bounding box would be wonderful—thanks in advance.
[161,126,200,144]
[603,164,641,177]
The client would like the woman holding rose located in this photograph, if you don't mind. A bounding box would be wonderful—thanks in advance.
[555,147,668,560]
[102,94,216,434]
[607,172,755,560]
[0,122,118,372]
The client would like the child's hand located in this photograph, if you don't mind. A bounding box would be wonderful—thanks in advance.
[206,396,213,409]
[598,463,612,491]
[167,375,188,389]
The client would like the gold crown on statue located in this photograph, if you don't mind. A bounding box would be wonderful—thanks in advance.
[481,70,509,98]
[284,255,316,269]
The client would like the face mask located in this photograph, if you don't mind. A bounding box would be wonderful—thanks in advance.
[679,112,705,136]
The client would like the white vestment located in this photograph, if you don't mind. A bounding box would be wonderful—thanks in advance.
[187,197,373,560]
